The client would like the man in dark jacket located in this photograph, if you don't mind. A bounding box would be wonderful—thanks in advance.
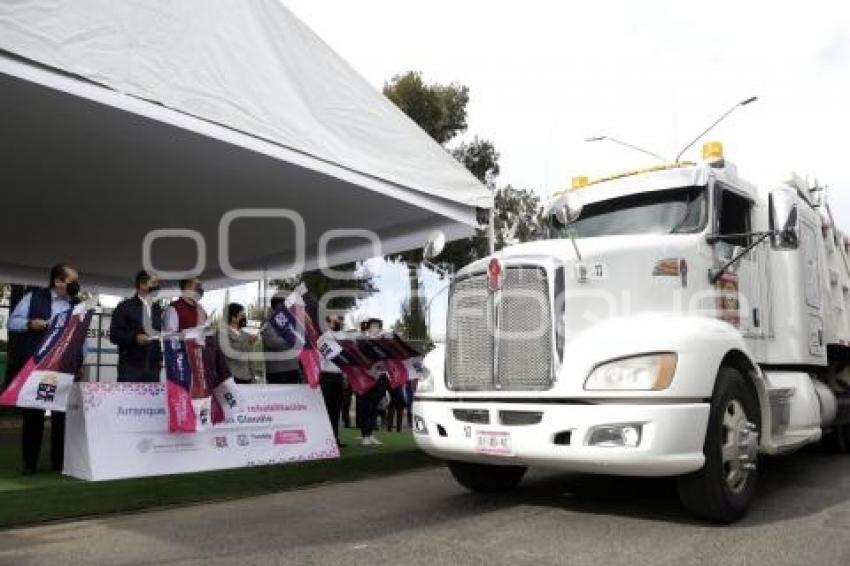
[109,270,163,382]
[7,263,81,474]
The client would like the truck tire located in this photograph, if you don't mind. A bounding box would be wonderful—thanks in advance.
[448,461,527,493]
[822,423,850,453]
[676,367,761,523]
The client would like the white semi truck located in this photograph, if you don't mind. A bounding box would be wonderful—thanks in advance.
[412,141,850,522]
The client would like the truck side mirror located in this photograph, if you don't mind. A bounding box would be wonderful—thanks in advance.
[769,188,799,250]
[548,192,584,227]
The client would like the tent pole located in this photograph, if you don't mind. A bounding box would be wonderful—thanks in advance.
[487,207,496,255]
[261,267,268,315]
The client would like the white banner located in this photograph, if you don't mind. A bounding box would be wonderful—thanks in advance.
[63,383,339,481]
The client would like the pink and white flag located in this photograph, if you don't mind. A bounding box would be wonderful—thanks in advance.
[0,304,93,412]
[316,331,424,394]
[163,331,245,434]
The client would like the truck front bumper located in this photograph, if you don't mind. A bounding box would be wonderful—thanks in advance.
[412,399,710,477]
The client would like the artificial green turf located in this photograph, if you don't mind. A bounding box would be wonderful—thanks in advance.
[0,427,435,529]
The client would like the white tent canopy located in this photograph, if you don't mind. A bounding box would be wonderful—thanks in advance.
[0,0,491,294]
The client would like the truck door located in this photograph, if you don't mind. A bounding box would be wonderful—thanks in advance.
[713,183,764,337]
[800,219,826,357]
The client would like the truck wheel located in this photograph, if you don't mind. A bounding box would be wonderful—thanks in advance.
[448,461,527,493]
[822,423,850,453]
[676,367,760,523]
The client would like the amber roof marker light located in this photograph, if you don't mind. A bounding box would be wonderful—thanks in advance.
[674,96,759,163]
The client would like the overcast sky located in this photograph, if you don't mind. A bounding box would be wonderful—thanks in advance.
[278,0,850,327]
[285,0,850,222]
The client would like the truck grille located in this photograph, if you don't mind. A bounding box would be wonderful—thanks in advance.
[446,266,553,391]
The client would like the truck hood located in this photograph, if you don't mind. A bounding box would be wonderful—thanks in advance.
[459,234,709,276]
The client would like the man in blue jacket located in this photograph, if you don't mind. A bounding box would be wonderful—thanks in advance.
[7,264,81,474]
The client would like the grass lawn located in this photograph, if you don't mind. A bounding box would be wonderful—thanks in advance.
[0,426,436,529]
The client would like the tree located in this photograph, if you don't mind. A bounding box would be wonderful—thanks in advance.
[451,137,500,184]
[383,72,548,340]
[383,72,469,144]
[383,72,476,339]
[392,294,427,341]
[438,137,501,270]
[438,185,546,273]
[270,261,377,321]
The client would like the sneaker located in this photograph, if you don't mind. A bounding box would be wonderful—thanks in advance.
[360,437,374,447]
[369,436,383,446]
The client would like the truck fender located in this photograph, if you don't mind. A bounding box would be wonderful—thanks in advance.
[565,315,769,419]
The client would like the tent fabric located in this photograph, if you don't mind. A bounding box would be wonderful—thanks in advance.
[0,0,492,293]
[0,0,488,208]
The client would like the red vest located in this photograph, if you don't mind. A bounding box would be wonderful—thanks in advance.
[170,297,205,330]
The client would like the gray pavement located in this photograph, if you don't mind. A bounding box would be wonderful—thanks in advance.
[1,447,849,566]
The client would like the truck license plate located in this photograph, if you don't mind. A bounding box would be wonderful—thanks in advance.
[476,431,513,456]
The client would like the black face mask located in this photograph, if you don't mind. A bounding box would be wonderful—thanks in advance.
[65,281,81,298]
[238,318,248,329]
[148,285,161,296]
[196,286,205,300]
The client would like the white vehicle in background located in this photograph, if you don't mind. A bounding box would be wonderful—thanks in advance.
[413,139,850,522]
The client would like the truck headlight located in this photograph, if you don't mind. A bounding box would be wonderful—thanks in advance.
[417,366,435,393]
[584,353,677,391]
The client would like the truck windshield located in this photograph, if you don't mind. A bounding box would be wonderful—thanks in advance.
[550,186,707,238]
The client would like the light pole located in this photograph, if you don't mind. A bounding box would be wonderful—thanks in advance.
[585,135,667,162]
[674,96,758,163]
[424,281,451,342]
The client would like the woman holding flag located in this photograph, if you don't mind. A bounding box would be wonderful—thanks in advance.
[356,318,388,447]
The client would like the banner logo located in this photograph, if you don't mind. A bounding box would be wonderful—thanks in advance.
[35,374,59,402]
[274,429,307,445]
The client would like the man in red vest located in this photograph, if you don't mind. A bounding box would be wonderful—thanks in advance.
[163,277,207,333]
[162,277,214,410]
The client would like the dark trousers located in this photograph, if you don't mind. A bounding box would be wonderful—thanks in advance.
[6,350,64,473]
[357,379,388,437]
[266,370,302,384]
[387,387,406,432]
[341,384,353,428]
[117,362,161,383]
[319,372,343,440]
[21,408,64,473]
[405,382,414,427]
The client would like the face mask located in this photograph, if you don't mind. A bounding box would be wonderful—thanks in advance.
[65,281,81,298]
[238,318,248,329]
[148,285,161,296]
[196,285,205,300]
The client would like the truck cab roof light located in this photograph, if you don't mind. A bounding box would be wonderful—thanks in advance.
[553,162,698,196]
[702,140,725,167]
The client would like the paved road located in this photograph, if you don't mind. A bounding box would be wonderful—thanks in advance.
[1,448,849,566]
